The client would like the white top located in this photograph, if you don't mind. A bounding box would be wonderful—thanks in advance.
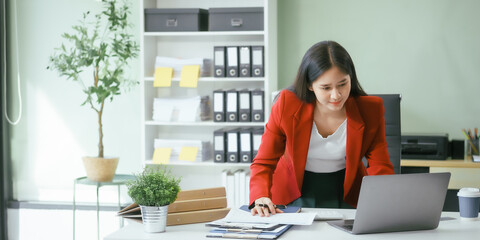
[305,119,347,173]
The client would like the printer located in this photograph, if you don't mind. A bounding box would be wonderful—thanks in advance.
[401,134,449,160]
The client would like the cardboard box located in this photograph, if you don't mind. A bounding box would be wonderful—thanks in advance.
[167,208,230,226]
[176,187,226,201]
[168,197,227,213]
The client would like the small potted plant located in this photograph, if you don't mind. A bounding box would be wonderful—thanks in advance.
[48,0,139,182]
[127,166,181,233]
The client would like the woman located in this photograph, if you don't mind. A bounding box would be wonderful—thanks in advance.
[249,41,394,217]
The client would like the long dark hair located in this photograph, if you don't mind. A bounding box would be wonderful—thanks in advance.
[292,41,367,103]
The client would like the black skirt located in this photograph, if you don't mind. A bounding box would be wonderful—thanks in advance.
[288,168,353,209]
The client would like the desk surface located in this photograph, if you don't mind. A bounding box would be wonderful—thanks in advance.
[104,209,480,240]
[401,158,480,168]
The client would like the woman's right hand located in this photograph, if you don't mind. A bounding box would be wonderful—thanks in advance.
[251,197,284,217]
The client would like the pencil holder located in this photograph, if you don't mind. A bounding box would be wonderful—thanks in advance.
[466,139,479,159]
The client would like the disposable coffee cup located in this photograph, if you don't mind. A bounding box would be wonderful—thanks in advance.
[457,188,480,220]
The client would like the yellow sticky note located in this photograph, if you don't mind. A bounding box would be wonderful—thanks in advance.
[179,65,200,88]
[178,147,198,162]
[152,148,172,164]
[153,67,173,87]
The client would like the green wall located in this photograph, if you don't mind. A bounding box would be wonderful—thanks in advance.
[278,0,480,139]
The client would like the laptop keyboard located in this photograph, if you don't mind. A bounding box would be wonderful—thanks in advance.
[326,219,355,233]
[344,224,354,231]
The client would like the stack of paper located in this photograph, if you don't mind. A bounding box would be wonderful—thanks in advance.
[219,207,315,225]
[153,96,211,122]
[207,224,292,239]
[118,187,230,226]
[155,56,212,77]
[154,139,212,163]
[205,206,311,239]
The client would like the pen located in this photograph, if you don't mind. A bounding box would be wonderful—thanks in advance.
[256,204,286,209]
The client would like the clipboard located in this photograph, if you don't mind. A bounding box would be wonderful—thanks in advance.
[206,221,283,231]
[206,224,292,239]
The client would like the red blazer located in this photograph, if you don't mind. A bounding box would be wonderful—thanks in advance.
[249,90,394,207]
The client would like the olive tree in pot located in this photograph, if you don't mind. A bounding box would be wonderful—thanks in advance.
[127,166,181,233]
[48,0,139,182]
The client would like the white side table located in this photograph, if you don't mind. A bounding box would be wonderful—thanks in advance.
[73,174,135,240]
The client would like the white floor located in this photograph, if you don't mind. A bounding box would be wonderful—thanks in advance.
[7,207,128,240]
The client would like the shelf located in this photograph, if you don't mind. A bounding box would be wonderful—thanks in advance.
[144,160,251,167]
[144,77,265,82]
[145,121,265,127]
[401,159,480,168]
[144,31,265,37]
[139,0,277,193]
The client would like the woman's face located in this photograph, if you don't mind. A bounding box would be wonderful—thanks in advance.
[309,65,351,113]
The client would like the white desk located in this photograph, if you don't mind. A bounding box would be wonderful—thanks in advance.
[104,208,480,240]
[401,159,480,189]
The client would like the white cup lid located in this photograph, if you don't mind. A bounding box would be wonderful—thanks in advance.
[457,188,480,197]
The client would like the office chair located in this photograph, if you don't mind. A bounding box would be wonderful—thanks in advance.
[363,94,402,174]
[377,94,402,174]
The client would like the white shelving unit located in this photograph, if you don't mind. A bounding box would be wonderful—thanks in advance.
[144,121,265,127]
[144,77,266,82]
[144,31,265,37]
[140,0,277,190]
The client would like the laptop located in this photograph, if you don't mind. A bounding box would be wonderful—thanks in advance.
[327,172,450,234]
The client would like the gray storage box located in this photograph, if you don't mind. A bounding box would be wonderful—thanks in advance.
[145,8,208,32]
[209,7,264,31]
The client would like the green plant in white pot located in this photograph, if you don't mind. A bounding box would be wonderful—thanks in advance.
[127,166,181,233]
[48,0,139,182]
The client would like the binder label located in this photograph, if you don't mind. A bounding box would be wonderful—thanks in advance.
[239,93,250,109]
[214,92,224,112]
[227,93,237,111]
[253,134,262,151]
[227,47,238,66]
[227,133,238,152]
[252,95,263,110]
[215,51,224,65]
[240,133,251,151]
[252,50,262,65]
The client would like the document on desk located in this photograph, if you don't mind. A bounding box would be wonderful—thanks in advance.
[222,208,315,225]
[207,224,292,239]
